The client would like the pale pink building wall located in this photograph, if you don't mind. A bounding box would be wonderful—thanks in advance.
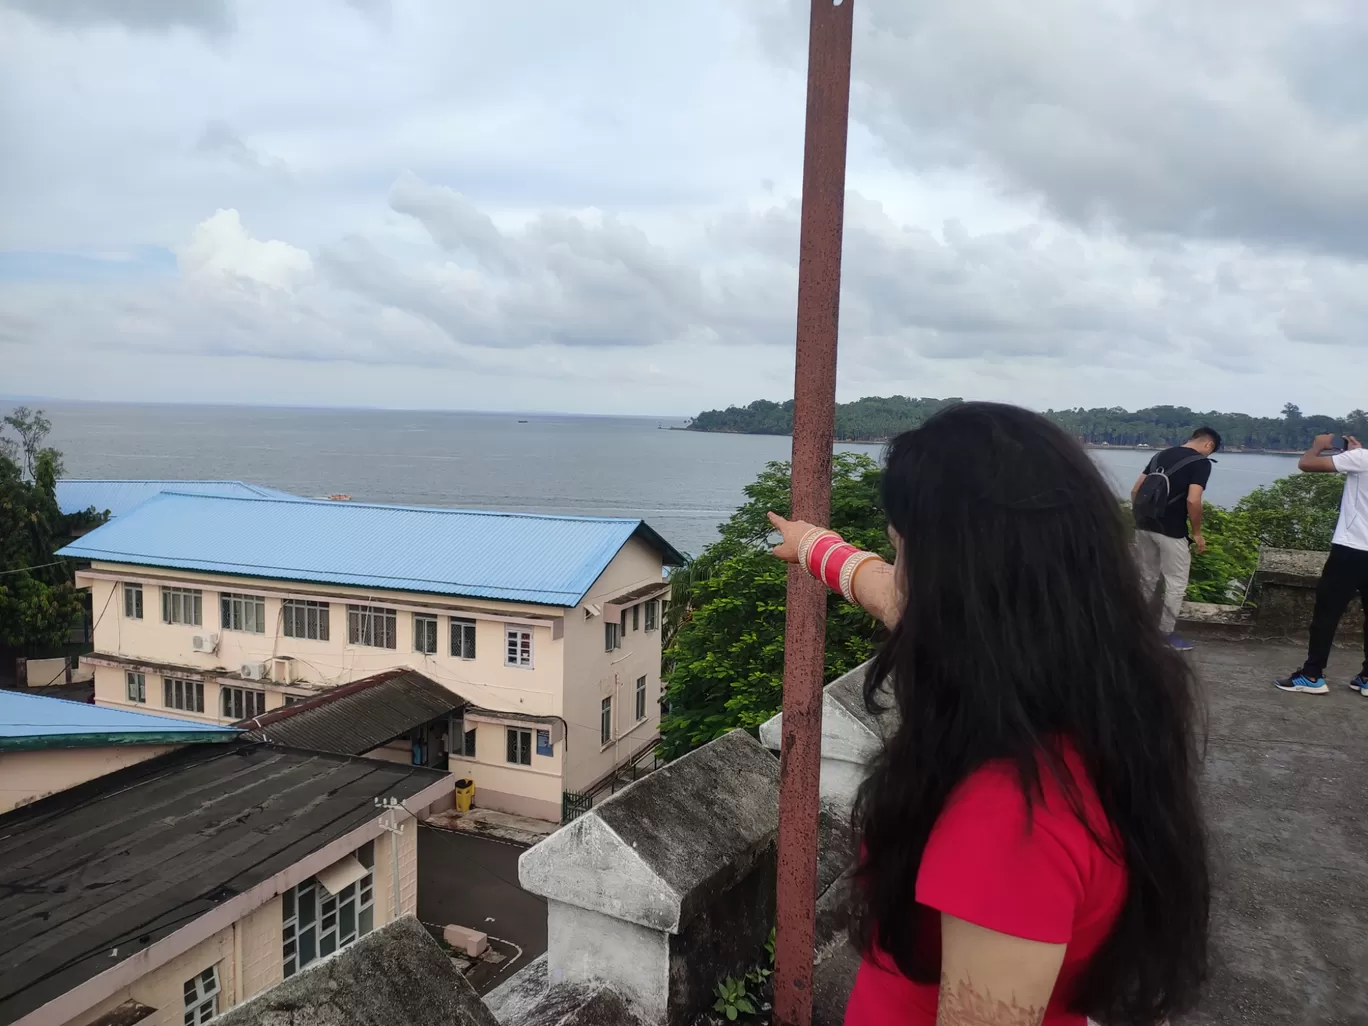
[561,537,666,795]
[0,745,177,813]
[57,819,419,1026]
[78,536,666,822]
[83,567,566,724]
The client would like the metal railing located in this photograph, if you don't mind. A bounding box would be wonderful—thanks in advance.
[560,735,665,823]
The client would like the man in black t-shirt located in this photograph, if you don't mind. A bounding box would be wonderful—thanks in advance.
[1130,427,1220,651]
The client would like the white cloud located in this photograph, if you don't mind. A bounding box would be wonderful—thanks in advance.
[1,0,1366,419]
[177,209,312,291]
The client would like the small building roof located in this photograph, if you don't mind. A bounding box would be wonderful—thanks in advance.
[55,479,298,518]
[0,690,238,751]
[0,744,448,1025]
[57,492,685,607]
[242,669,467,754]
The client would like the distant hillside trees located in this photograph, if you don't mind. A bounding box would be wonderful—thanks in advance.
[689,396,1368,452]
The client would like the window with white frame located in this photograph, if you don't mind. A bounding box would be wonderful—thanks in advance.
[413,614,438,655]
[283,599,330,641]
[183,965,219,1026]
[282,842,375,978]
[632,604,640,632]
[347,605,397,648]
[450,618,476,659]
[462,726,477,757]
[162,587,202,626]
[221,592,266,633]
[636,675,647,721]
[604,621,620,652]
[601,696,613,746]
[221,685,265,721]
[620,609,629,642]
[505,627,532,667]
[165,677,204,713]
[123,582,143,620]
[126,671,146,704]
[645,599,658,632]
[506,727,532,765]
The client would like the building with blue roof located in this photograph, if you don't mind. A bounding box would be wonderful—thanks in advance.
[55,479,299,518]
[57,491,684,823]
[0,689,238,813]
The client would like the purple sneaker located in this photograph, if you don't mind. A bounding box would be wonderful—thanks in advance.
[1166,633,1194,652]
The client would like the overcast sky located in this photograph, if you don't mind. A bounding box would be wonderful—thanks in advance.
[2,0,1365,417]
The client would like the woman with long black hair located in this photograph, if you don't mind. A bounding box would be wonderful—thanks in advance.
[768,402,1208,1026]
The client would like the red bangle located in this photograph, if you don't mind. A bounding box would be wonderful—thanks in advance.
[806,534,845,582]
[822,544,858,591]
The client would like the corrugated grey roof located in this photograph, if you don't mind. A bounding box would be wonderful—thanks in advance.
[57,492,683,607]
[242,669,467,754]
[0,744,447,1025]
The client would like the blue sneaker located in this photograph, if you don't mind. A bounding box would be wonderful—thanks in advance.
[1350,674,1368,695]
[1166,633,1195,652]
[1274,673,1329,694]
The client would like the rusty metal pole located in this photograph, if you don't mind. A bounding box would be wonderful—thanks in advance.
[773,2,854,1026]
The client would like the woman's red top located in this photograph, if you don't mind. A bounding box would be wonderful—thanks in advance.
[844,747,1127,1025]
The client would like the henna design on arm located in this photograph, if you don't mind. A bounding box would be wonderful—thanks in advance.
[936,972,1047,1026]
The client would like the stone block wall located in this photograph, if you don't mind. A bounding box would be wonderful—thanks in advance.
[1251,548,1362,636]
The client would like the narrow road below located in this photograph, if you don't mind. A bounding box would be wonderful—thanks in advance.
[417,825,547,993]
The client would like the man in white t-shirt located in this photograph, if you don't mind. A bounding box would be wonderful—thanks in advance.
[1275,433,1368,694]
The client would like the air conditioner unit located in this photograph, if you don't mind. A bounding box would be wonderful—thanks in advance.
[271,656,296,685]
[191,634,219,654]
[240,661,269,682]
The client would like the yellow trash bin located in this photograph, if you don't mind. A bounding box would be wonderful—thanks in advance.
[454,778,475,813]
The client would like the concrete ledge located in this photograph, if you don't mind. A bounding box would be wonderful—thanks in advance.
[758,661,896,806]
[214,916,498,1026]
[519,730,778,933]
[515,730,780,1025]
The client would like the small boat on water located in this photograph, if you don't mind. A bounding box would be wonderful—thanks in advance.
[518,419,528,423]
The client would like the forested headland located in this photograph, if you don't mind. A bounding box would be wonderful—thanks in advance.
[687,396,1368,452]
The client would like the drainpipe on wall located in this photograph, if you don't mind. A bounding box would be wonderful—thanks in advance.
[773,2,855,1025]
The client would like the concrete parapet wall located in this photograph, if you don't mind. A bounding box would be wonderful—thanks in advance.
[516,729,780,1026]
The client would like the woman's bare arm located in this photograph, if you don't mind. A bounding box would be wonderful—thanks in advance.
[766,512,901,627]
[936,915,1064,1026]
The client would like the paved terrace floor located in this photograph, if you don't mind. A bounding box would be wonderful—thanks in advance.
[1185,639,1367,1023]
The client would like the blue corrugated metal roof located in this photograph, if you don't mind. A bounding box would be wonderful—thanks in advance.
[0,690,238,750]
[56,480,298,517]
[57,492,683,606]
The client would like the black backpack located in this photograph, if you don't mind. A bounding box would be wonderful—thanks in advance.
[1133,452,1208,523]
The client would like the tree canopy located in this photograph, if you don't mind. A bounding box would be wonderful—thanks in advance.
[0,408,104,651]
[689,395,1368,452]
[659,452,891,757]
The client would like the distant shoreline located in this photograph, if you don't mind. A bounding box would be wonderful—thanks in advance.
[675,425,1301,456]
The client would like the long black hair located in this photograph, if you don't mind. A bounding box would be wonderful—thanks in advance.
[851,402,1208,1025]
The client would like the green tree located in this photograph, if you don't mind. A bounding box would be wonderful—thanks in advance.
[1185,503,1259,603]
[0,410,103,650]
[1232,472,1344,551]
[660,453,891,758]
[2,406,63,481]
[1186,473,1345,603]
